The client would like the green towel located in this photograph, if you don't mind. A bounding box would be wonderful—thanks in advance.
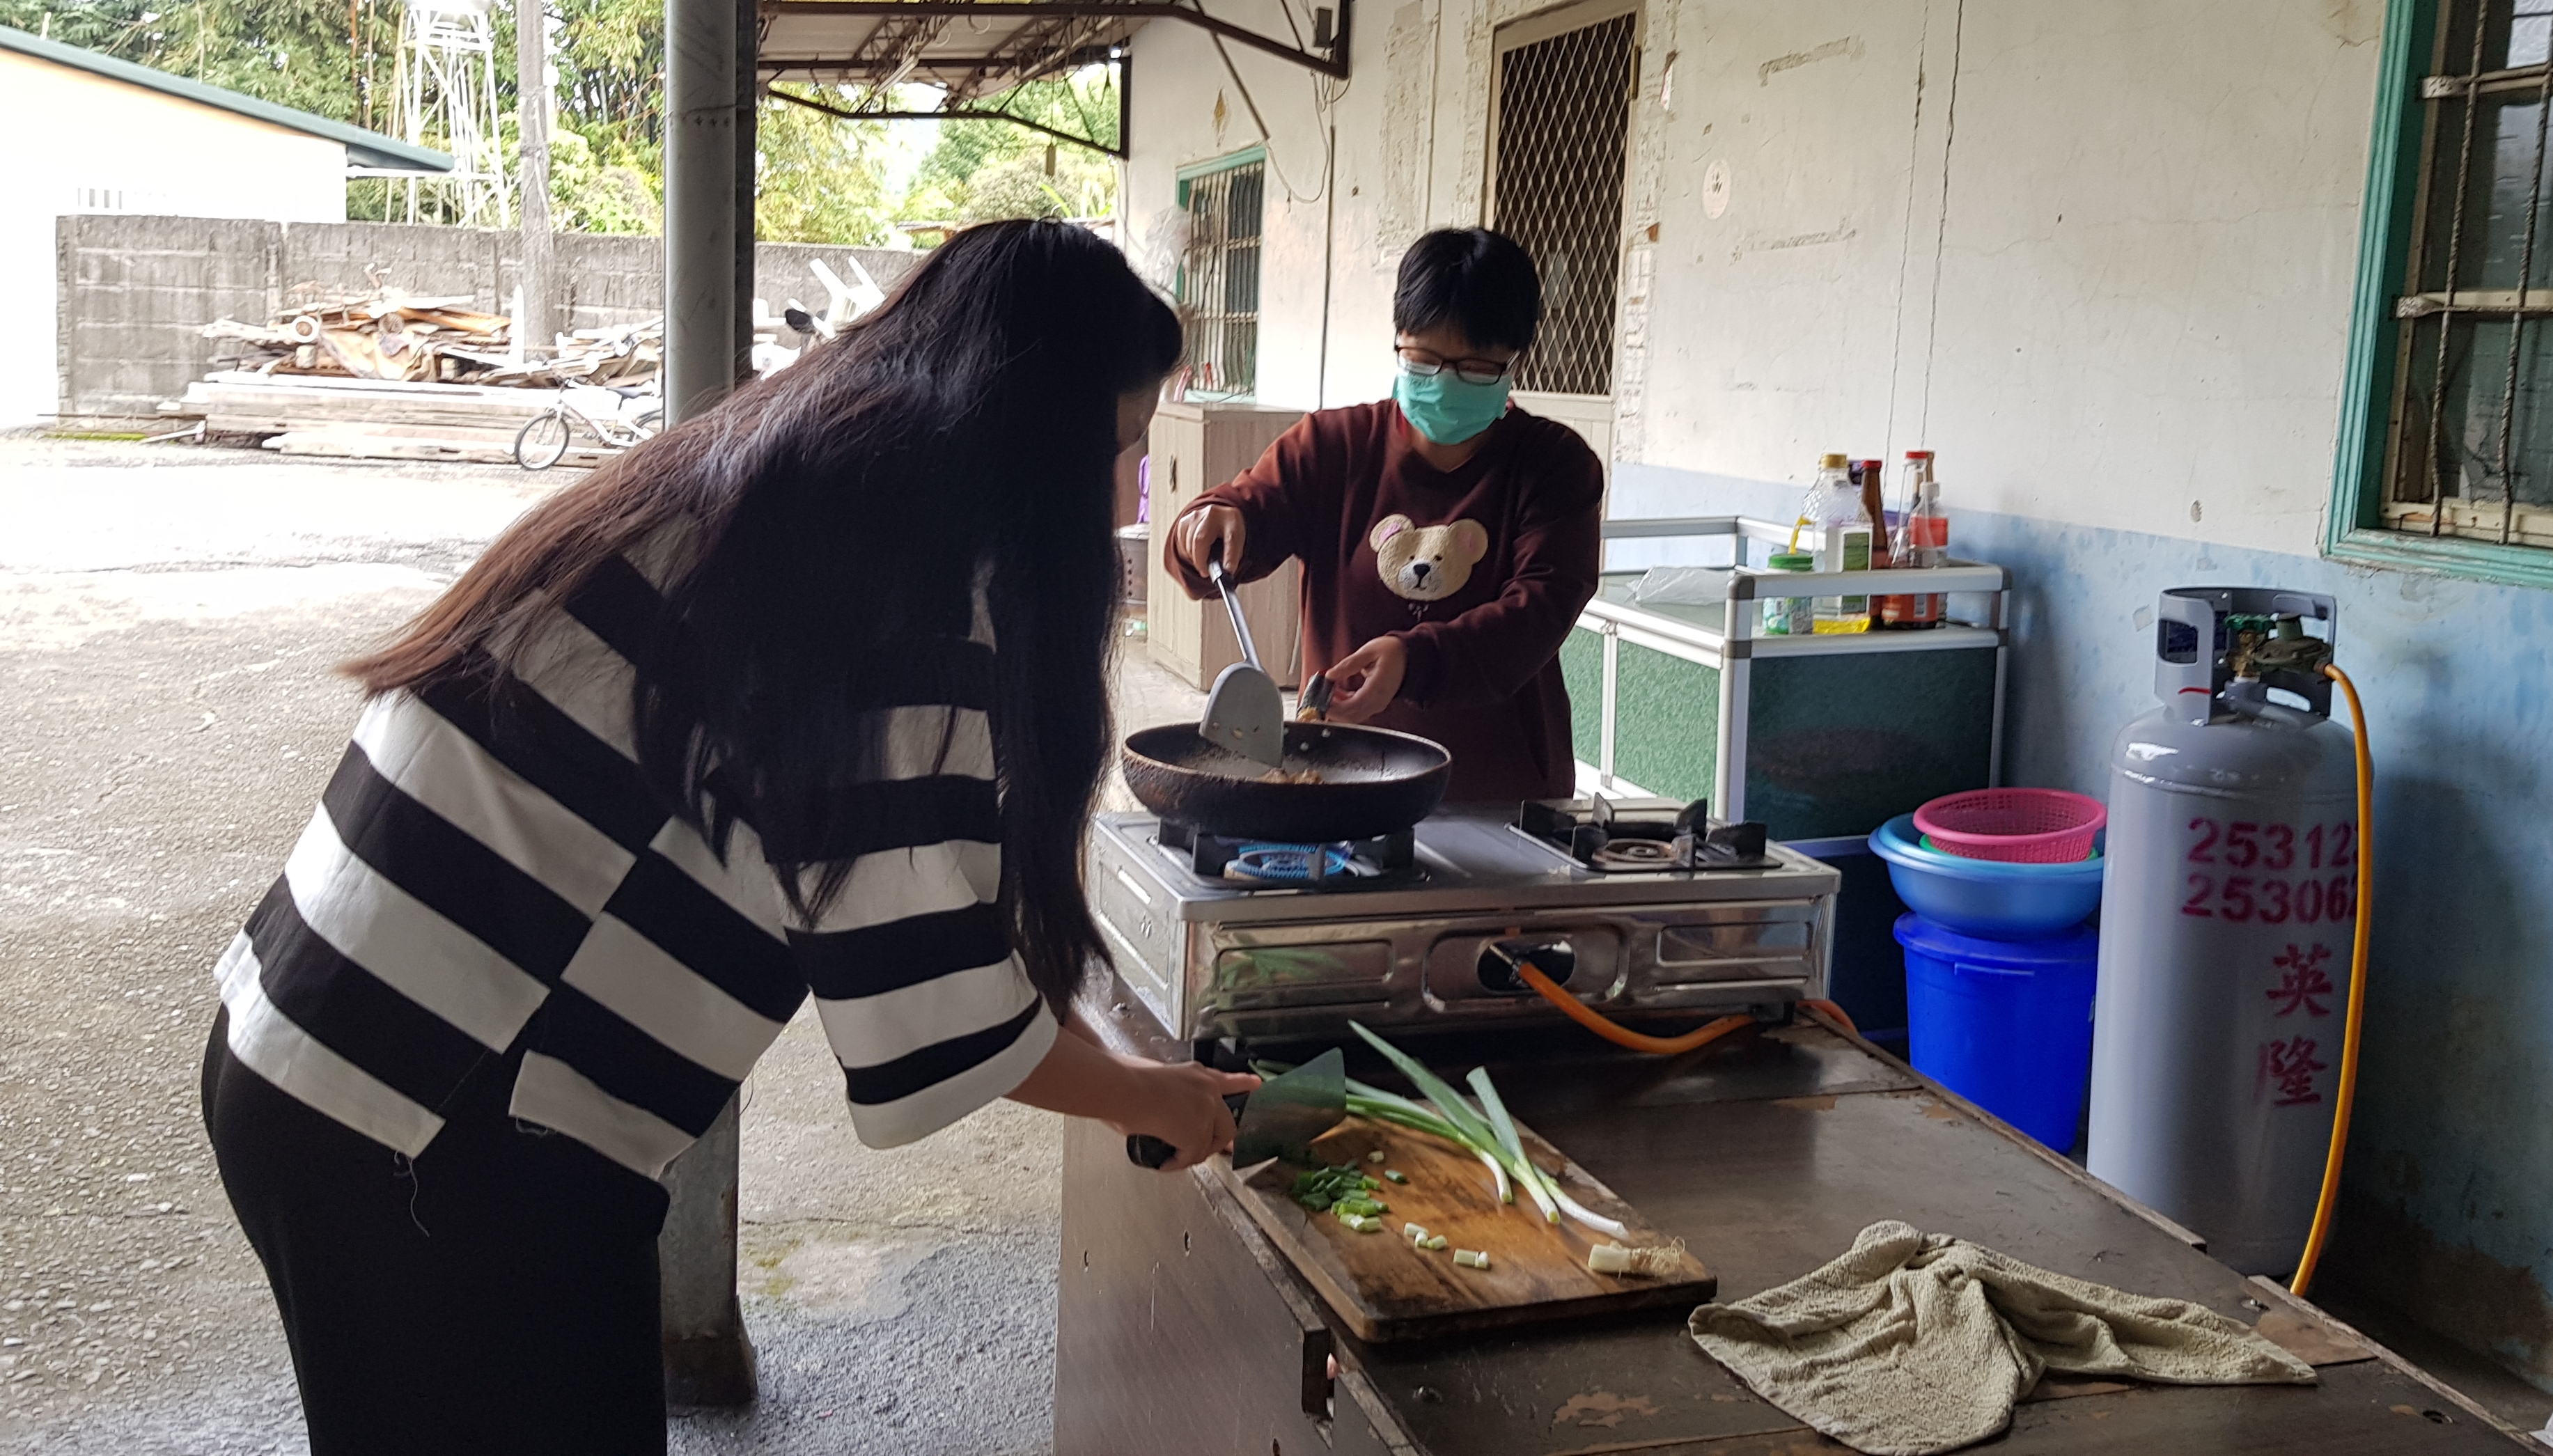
[1689,1221,2316,1455]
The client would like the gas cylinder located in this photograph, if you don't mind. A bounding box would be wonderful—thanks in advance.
[2086,588,2359,1276]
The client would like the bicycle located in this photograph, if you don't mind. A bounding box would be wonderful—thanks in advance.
[513,388,663,470]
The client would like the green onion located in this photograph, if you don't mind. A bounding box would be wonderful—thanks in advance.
[1350,1024,1506,1156]
[1453,1249,1490,1269]
[1469,1067,1560,1226]
[1422,1234,1449,1251]
[1549,1188,1630,1240]
[1343,1023,1637,1242]
[1384,1169,1407,1184]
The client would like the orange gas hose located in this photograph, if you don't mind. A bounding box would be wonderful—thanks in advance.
[1799,998,1859,1035]
[1513,960,1755,1054]
[2290,662,2373,1299]
[1512,962,1861,1055]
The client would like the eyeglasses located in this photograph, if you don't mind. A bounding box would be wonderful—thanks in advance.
[1394,347,1514,386]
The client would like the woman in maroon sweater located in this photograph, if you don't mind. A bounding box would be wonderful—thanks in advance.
[1166,228,1603,804]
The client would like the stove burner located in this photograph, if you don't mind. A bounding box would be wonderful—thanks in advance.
[1515,796,1774,872]
[1155,818,1424,890]
[1590,839,1675,870]
[1226,844,1355,882]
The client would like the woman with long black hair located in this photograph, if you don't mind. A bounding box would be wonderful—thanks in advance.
[198,219,1254,1453]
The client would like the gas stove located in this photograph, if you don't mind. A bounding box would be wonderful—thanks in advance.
[1085,805,1841,1047]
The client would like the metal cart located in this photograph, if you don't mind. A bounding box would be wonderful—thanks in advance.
[1563,517,2011,1044]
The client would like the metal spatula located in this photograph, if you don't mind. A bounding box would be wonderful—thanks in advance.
[1199,551,1285,769]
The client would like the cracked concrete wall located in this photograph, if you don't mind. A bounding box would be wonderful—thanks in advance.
[51,216,919,424]
[1127,0,2553,1392]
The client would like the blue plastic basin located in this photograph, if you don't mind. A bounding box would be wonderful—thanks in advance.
[1866,813,2103,939]
[1897,914,2100,1150]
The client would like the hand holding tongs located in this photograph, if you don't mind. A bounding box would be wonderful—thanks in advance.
[1296,672,1335,722]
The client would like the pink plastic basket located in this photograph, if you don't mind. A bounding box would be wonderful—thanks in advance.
[1913,789,2107,863]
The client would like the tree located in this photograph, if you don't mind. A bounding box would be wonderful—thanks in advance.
[756,92,893,245]
[5,0,1111,241]
[2,0,383,120]
[902,71,1119,230]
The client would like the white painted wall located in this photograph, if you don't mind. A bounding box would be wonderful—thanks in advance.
[0,49,350,425]
[1126,0,1600,414]
[1131,0,2389,558]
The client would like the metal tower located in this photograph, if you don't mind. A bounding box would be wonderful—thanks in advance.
[396,0,510,226]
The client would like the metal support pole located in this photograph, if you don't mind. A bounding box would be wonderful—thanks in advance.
[659,0,755,1408]
[659,1097,755,1405]
[665,0,738,423]
[735,0,759,383]
[514,0,554,347]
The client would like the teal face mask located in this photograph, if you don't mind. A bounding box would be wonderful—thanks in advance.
[1393,368,1512,446]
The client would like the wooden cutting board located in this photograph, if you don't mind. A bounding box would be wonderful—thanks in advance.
[1217,1112,1714,1343]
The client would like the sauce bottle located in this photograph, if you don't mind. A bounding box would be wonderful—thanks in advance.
[1880,450,1949,628]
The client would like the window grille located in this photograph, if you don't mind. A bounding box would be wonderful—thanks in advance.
[1178,160,1265,399]
[2384,0,2553,549]
[1488,2,1639,398]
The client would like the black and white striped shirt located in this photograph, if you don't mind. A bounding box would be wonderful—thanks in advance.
[210,544,1055,1178]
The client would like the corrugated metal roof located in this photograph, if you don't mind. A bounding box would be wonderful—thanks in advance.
[0,24,453,173]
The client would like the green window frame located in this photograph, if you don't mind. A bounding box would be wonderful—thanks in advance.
[2332,0,2553,590]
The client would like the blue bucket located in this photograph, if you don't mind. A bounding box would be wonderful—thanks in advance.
[1867,814,2104,940]
[1896,913,2100,1150]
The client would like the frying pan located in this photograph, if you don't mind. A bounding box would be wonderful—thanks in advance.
[1121,721,1452,843]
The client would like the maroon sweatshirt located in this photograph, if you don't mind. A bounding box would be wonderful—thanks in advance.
[1166,401,1603,804]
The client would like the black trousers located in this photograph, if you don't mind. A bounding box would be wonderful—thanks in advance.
[202,1010,674,1455]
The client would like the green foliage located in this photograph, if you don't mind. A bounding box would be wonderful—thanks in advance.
[755,93,891,246]
[549,126,660,233]
[904,72,1119,230]
[552,0,659,167]
[3,0,1115,242]
[1,0,389,122]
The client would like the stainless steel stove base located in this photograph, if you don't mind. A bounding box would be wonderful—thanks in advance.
[1085,807,1841,1044]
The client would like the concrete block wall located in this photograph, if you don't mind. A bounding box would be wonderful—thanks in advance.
[54,214,921,424]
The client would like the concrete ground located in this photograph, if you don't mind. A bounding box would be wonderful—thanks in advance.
[0,435,1201,1455]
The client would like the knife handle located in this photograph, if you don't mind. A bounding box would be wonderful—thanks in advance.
[1125,1092,1251,1169]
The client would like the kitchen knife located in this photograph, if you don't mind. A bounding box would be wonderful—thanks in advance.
[1127,1048,1347,1169]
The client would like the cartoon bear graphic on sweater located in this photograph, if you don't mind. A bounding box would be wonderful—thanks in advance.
[1369,514,1490,603]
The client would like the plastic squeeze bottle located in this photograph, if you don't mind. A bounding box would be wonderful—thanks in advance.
[1801,453,1873,634]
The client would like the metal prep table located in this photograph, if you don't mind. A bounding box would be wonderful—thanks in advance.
[1054,977,2533,1455]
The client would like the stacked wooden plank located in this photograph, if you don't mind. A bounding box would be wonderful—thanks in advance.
[203,296,662,390]
[165,292,664,466]
[159,373,623,468]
